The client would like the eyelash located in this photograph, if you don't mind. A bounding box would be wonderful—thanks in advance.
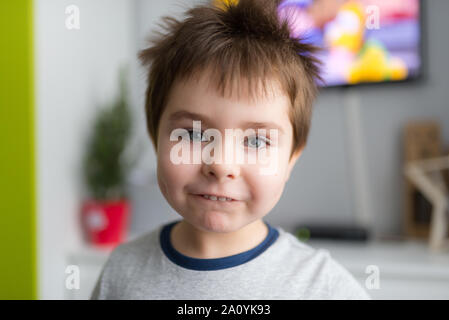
[183,129,272,148]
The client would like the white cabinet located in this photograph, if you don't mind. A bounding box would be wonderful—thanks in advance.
[307,239,449,299]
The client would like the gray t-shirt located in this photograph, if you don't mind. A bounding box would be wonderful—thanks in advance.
[90,220,371,300]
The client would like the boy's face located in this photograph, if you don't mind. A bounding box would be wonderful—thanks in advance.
[156,70,303,234]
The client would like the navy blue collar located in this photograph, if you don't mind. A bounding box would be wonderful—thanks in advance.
[160,220,279,271]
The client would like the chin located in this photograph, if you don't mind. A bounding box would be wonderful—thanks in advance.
[195,213,237,233]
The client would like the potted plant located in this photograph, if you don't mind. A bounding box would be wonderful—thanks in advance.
[80,66,137,248]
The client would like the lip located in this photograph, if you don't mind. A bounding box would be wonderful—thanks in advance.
[191,194,242,205]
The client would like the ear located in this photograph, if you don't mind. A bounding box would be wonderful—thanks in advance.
[286,147,304,182]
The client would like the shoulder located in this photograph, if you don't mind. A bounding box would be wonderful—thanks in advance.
[272,227,371,300]
[272,226,331,265]
[108,224,162,265]
[90,224,164,299]
[100,224,162,279]
[322,253,372,300]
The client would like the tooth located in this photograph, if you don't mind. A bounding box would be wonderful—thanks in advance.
[209,195,217,200]
[203,195,209,199]
[226,198,232,201]
[218,197,226,201]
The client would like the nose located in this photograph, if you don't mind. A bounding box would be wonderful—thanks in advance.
[202,160,240,182]
[201,136,241,182]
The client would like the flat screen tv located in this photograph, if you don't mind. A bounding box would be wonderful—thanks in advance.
[278,0,422,87]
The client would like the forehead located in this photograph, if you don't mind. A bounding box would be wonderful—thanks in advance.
[164,68,292,127]
[172,67,287,105]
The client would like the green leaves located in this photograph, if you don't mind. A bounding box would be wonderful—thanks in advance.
[82,66,134,201]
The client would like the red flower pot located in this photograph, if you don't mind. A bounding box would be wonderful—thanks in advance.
[81,198,131,248]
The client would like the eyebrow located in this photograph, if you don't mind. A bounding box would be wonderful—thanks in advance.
[167,110,285,135]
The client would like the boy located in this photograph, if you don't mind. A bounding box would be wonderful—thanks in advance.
[91,0,370,299]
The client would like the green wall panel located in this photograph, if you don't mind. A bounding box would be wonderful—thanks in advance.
[0,0,37,299]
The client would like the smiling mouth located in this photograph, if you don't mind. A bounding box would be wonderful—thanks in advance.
[193,194,239,203]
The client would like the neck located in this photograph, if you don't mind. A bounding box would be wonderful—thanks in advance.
[170,219,268,259]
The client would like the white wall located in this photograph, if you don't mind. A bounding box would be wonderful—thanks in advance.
[34,0,137,299]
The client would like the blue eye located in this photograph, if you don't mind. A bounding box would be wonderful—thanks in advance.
[185,129,209,142]
[245,136,270,149]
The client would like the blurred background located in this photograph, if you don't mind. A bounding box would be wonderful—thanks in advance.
[1,0,449,300]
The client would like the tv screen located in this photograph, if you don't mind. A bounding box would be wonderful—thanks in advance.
[278,0,422,87]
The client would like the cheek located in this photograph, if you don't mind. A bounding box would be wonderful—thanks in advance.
[245,154,290,211]
[250,173,285,203]
[157,143,196,198]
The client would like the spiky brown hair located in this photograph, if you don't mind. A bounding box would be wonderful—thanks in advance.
[138,0,322,160]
